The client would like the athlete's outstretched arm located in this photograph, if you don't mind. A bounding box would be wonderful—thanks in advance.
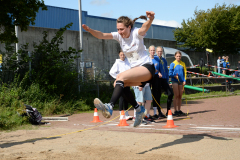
[138,11,155,36]
[82,24,113,39]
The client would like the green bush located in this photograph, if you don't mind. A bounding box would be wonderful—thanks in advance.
[0,77,91,130]
[0,23,114,130]
[0,23,81,100]
[0,101,29,130]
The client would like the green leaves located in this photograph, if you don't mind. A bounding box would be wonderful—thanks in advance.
[0,0,47,43]
[174,4,240,54]
[25,23,81,98]
[0,22,81,100]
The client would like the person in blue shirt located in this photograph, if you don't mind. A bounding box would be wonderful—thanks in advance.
[221,56,225,64]
[155,46,173,116]
[149,45,166,119]
[222,56,227,74]
[169,51,187,116]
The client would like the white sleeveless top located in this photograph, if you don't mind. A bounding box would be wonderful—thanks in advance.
[111,27,152,68]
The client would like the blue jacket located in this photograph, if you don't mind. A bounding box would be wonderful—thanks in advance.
[151,57,160,75]
[169,60,187,82]
[220,59,224,67]
[154,56,169,82]
[223,61,227,68]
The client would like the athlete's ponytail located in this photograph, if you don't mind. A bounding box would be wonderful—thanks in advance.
[133,16,147,23]
[117,15,147,29]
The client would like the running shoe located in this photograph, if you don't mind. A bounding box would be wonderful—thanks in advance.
[173,111,179,116]
[133,106,146,127]
[148,115,155,120]
[144,116,155,122]
[93,98,113,118]
[152,114,159,120]
[158,112,167,118]
[178,110,187,116]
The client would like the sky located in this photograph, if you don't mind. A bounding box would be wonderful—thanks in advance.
[43,0,240,28]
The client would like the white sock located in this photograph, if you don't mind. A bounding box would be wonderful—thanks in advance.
[125,110,129,116]
[153,107,157,115]
[147,114,150,118]
[134,109,136,117]
[119,111,121,115]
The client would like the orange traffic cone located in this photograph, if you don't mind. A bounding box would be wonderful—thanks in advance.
[91,108,103,123]
[163,110,178,128]
[117,110,129,126]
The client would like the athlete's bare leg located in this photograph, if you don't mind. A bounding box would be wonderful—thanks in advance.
[172,83,179,112]
[116,66,152,87]
[177,85,183,111]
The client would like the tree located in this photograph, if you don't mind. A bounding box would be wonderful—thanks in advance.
[0,0,47,43]
[174,4,240,54]
[0,23,82,98]
[30,23,81,97]
[0,23,82,100]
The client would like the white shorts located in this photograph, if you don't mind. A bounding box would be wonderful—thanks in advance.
[133,85,152,103]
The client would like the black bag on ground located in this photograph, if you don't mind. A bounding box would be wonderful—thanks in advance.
[24,104,42,125]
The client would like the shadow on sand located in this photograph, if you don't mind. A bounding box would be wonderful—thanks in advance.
[0,136,60,148]
[138,134,231,154]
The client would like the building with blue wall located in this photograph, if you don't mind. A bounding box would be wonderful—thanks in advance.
[30,5,176,41]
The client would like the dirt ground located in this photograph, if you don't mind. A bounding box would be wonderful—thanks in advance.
[1,95,240,160]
